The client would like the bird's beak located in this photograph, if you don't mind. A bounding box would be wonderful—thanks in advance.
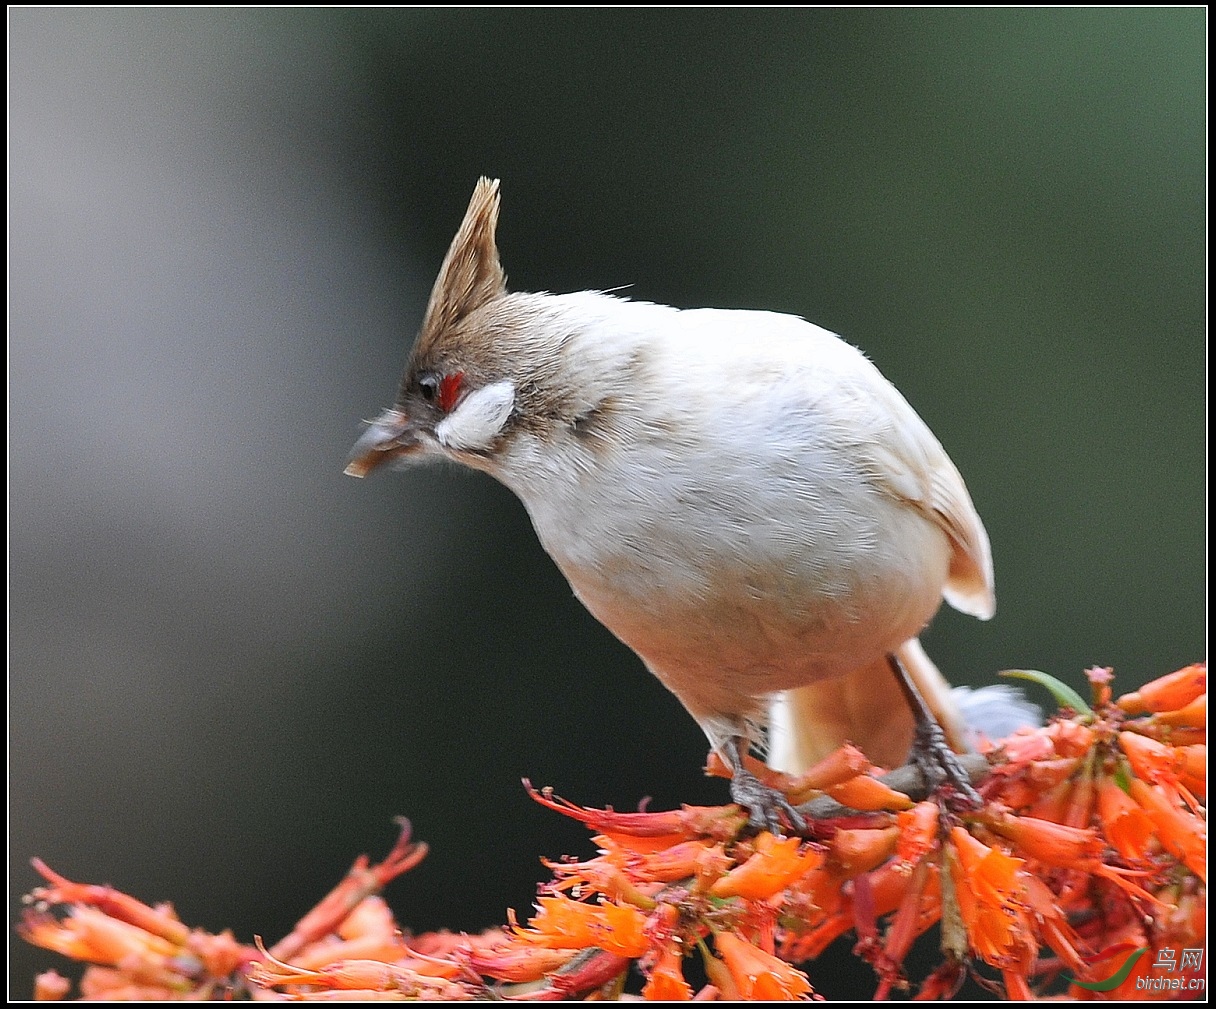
[344,408,420,478]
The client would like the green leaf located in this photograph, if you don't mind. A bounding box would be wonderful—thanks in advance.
[1069,947,1148,991]
[999,669,1093,716]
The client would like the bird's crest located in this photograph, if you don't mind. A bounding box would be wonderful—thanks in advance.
[413,178,508,359]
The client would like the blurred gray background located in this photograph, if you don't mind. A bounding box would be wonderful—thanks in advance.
[9,8,1205,998]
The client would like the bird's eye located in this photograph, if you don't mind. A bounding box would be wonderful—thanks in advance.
[417,371,466,412]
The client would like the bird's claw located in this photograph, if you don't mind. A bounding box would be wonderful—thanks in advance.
[911,717,983,809]
[729,767,807,836]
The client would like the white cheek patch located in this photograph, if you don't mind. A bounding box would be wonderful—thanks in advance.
[435,380,516,451]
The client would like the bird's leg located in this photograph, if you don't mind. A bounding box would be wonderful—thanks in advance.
[722,737,807,835]
[887,654,982,807]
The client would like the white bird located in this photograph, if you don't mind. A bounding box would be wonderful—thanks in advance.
[348,179,1006,827]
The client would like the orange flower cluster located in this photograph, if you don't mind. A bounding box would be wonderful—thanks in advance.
[18,665,1206,1001]
[978,663,1208,1000]
[20,819,453,1001]
[19,858,253,1000]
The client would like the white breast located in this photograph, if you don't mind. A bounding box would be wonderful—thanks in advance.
[484,297,967,722]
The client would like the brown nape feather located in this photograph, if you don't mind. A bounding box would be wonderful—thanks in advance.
[409,177,508,368]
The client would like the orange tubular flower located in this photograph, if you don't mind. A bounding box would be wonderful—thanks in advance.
[1179,744,1206,779]
[1062,766,1098,829]
[1128,778,1207,882]
[983,812,1104,868]
[641,904,694,1000]
[459,944,578,983]
[873,857,938,999]
[599,830,694,854]
[1025,756,1084,791]
[269,818,428,963]
[590,900,652,959]
[1117,664,1206,715]
[709,832,824,900]
[1045,720,1096,759]
[1001,727,1058,763]
[1002,969,1033,1001]
[947,827,1033,970]
[1022,875,1090,976]
[627,839,721,883]
[866,856,942,924]
[1122,723,1207,749]
[824,774,914,812]
[250,956,402,992]
[895,801,939,865]
[643,944,694,1001]
[693,842,737,892]
[1096,778,1154,860]
[786,743,874,801]
[707,744,876,805]
[285,934,411,973]
[714,931,813,1001]
[1179,744,1207,799]
[829,826,900,875]
[704,750,805,794]
[1153,693,1207,728]
[511,895,650,958]
[1119,732,1186,784]
[524,781,747,841]
[249,950,474,1000]
[1026,777,1075,824]
[28,859,190,947]
[547,857,658,910]
[19,907,178,966]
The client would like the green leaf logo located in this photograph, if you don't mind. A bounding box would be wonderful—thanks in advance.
[1069,947,1148,991]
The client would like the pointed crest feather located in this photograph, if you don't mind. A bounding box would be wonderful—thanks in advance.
[414,177,507,357]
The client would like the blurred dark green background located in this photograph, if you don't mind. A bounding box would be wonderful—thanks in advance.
[9,8,1205,998]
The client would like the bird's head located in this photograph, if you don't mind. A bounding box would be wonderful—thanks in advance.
[346,177,534,479]
[348,178,662,492]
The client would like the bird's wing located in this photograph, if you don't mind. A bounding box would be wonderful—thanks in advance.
[860,371,996,620]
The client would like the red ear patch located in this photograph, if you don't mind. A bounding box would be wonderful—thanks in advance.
[438,372,465,413]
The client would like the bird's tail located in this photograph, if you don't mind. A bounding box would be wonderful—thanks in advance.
[951,683,1043,751]
[766,639,1039,774]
